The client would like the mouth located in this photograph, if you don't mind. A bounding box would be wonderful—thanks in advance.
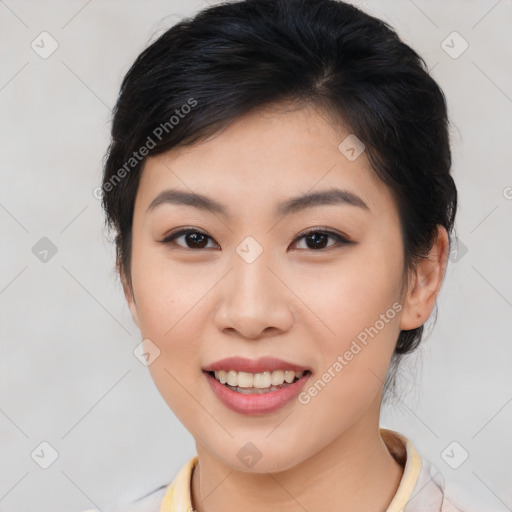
[202,369,313,415]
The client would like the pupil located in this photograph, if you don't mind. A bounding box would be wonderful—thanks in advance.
[307,233,327,249]
[187,232,207,248]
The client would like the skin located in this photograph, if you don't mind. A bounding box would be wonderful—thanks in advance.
[122,102,449,512]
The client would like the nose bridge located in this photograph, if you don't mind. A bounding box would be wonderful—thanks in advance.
[213,237,293,337]
[231,238,277,304]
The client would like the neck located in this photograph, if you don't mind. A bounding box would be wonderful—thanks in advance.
[191,406,404,512]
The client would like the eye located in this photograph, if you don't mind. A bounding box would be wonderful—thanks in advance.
[160,227,352,251]
[161,228,219,250]
[292,228,352,251]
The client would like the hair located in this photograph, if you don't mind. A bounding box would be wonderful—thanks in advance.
[101,0,457,399]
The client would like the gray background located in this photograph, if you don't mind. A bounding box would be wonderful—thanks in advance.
[1,0,511,511]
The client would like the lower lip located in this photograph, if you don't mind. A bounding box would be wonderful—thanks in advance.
[204,371,312,415]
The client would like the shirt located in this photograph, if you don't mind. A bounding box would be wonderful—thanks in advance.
[86,428,472,512]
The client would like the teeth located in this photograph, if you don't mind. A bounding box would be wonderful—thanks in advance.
[271,370,285,386]
[213,369,305,388]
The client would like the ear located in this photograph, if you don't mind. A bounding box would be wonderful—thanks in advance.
[399,225,450,331]
[120,267,140,328]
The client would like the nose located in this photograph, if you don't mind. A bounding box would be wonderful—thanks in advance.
[213,253,295,340]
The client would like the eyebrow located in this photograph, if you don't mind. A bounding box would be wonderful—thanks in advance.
[146,187,370,218]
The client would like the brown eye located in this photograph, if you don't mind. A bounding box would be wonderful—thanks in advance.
[293,229,352,251]
[161,229,218,250]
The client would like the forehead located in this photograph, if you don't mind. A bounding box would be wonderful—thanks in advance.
[135,103,396,220]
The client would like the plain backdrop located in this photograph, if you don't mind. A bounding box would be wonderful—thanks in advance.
[1,1,511,511]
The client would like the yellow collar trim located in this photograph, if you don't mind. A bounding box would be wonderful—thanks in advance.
[160,429,422,512]
[382,429,422,512]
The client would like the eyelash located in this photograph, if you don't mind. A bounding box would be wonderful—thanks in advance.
[160,227,353,251]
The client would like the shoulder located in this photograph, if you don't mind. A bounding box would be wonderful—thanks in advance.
[80,455,198,512]
[415,457,501,512]
[81,483,169,512]
[383,429,496,512]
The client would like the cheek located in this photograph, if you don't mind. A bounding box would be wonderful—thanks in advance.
[291,250,402,343]
[130,246,207,381]
[289,243,402,394]
[132,265,207,424]
[131,240,196,332]
[133,272,201,359]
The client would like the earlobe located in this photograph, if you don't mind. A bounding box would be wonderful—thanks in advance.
[399,225,449,331]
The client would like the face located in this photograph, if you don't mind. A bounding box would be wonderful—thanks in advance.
[124,103,430,473]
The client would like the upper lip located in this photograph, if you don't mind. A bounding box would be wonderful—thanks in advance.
[203,356,312,374]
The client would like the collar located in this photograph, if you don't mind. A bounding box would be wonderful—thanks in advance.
[159,428,423,512]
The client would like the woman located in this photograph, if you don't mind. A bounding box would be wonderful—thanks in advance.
[96,0,473,510]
